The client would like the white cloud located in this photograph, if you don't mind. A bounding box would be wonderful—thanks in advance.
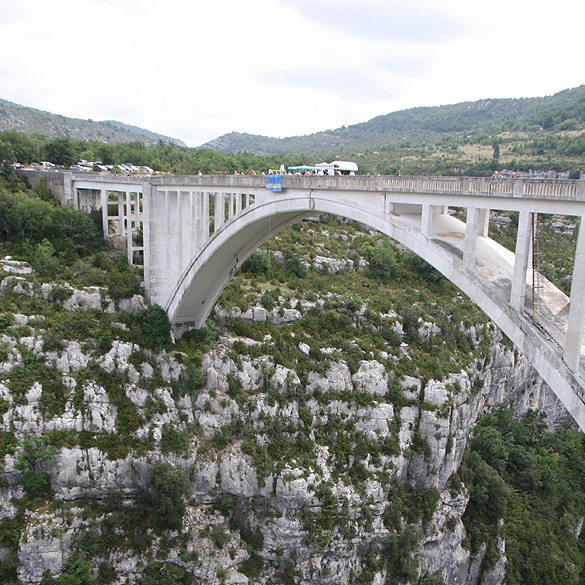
[280,0,467,43]
[0,0,583,147]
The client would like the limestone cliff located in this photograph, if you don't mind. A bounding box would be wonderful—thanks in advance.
[0,251,571,585]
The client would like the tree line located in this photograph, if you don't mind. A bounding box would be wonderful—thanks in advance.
[0,130,308,176]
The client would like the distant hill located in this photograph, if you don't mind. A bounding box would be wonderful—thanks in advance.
[202,85,585,155]
[0,98,186,146]
[102,120,187,146]
[3,86,585,175]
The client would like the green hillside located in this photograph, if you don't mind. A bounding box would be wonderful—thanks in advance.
[202,86,585,176]
[0,98,185,146]
[204,86,585,152]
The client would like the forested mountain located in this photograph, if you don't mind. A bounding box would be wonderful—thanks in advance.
[0,98,185,146]
[203,86,585,154]
[202,85,585,176]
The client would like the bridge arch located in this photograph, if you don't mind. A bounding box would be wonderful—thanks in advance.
[166,191,585,430]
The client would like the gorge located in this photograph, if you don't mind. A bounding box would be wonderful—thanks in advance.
[0,193,583,585]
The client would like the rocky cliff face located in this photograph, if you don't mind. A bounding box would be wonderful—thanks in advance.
[0,254,571,585]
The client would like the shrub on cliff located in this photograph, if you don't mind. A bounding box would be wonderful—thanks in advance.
[137,462,190,533]
[140,304,172,349]
[366,241,399,282]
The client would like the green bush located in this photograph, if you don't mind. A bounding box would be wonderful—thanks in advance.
[40,554,92,585]
[286,254,308,278]
[210,524,230,549]
[419,573,447,585]
[260,289,277,311]
[241,250,270,275]
[141,304,172,349]
[107,269,141,301]
[15,436,58,499]
[137,462,190,533]
[160,424,189,455]
[33,239,59,276]
[138,562,189,585]
[367,242,399,282]
[20,471,53,499]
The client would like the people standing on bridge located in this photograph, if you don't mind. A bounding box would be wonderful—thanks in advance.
[250,169,256,175]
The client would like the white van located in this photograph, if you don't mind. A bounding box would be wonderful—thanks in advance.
[314,161,358,176]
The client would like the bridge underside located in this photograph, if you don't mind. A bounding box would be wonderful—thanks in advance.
[171,207,313,325]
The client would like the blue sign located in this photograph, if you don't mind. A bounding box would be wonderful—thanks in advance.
[266,174,283,192]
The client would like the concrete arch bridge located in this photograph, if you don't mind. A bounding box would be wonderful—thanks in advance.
[53,171,585,430]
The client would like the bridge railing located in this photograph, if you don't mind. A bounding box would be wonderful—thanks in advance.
[283,175,584,200]
[146,174,585,202]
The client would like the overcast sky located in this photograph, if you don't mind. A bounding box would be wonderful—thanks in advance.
[1,0,583,147]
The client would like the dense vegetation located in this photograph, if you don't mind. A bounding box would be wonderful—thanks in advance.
[459,407,585,585]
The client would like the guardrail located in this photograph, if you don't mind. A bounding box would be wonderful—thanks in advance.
[92,173,585,202]
[279,175,585,200]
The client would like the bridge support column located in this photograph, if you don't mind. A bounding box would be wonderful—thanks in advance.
[464,207,480,267]
[203,191,210,240]
[144,182,173,307]
[421,205,448,237]
[116,192,125,237]
[100,189,108,240]
[177,191,188,275]
[187,192,195,262]
[477,208,489,237]
[197,192,208,249]
[510,210,533,311]
[187,192,197,263]
[125,190,133,262]
[142,182,152,301]
[421,205,433,237]
[564,216,585,371]
[215,193,225,231]
[228,193,235,220]
[171,191,182,280]
[62,172,74,207]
